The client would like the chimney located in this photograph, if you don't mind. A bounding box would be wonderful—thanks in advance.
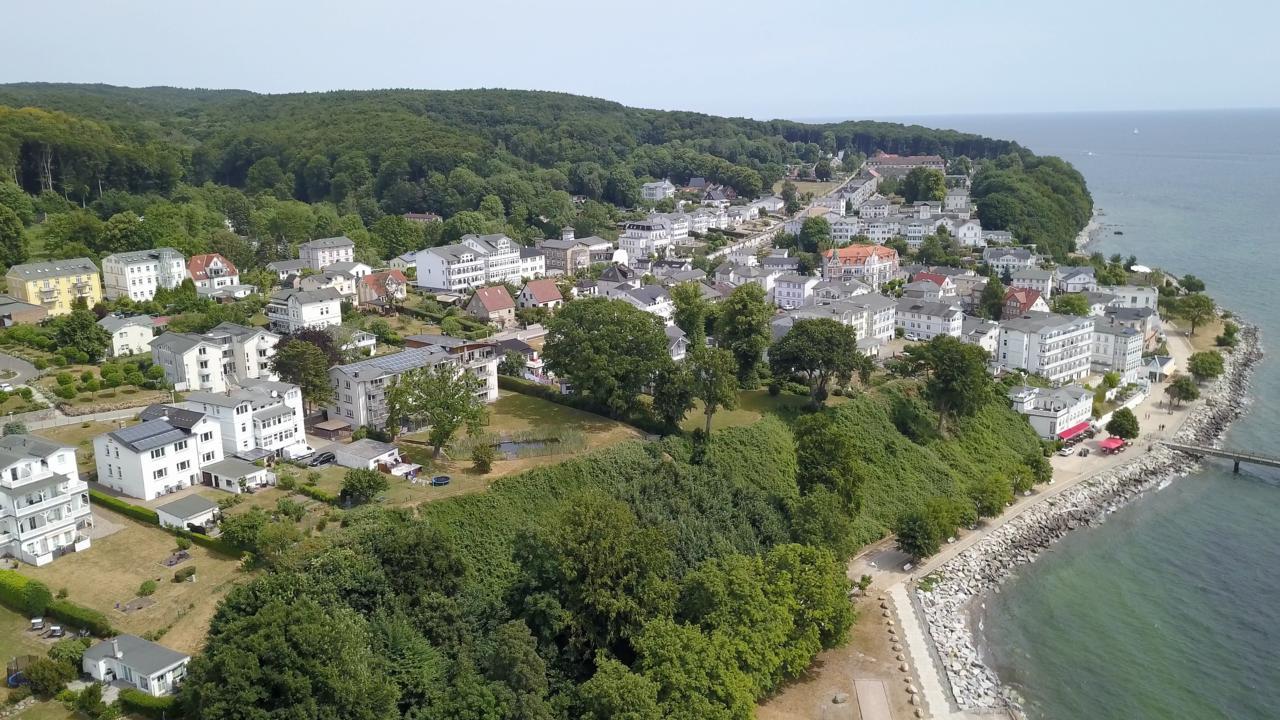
[112,638,122,658]
[561,227,575,242]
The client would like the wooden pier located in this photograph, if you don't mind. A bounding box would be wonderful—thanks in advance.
[1160,441,1280,473]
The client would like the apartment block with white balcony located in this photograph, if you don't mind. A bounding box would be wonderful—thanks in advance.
[151,323,279,393]
[183,379,309,461]
[997,312,1094,384]
[329,343,499,431]
[0,435,92,566]
[102,248,186,301]
[265,288,343,334]
[415,234,526,291]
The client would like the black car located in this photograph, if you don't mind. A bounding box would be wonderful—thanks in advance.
[307,451,336,467]
[430,475,451,487]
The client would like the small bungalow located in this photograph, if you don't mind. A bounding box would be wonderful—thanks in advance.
[333,439,401,471]
[154,494,219,532]
[466,286,517,329]
[83,635,189,697]
[200,457,275,494]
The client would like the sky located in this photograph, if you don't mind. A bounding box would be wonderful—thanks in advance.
[3,0,1278,120]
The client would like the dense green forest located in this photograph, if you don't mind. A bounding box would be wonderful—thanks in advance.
[172,371,1046,720]
[0,84,1089,261]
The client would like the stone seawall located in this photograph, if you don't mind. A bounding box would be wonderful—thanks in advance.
[917,323,1262,714]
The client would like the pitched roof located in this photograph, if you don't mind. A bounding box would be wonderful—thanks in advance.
[267,259,307,272]
[270,287,343,305]
[822,244,898,266]
[107,418,193,453]
[360,269,408,291]
[471,286,515,313]
[1003,287,1044,314]
[299,235,355,250]
[333,347,454,381]
[84,635,188,676]
[138,404,207,430]
[103,248,183,265]
[98,315,153,333]
[202,457,267,479]
[6,258,98,280]
[913,271,951,287]
[187,253,237,281]
[520,278,562,305]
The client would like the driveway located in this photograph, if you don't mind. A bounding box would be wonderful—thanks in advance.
[0,351,37,385]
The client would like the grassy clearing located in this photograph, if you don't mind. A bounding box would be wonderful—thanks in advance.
[33,371,168,414]
[1168,316,1225,353]
[679,389,845,432]
[18,513,248,654]
[772,178,844,197]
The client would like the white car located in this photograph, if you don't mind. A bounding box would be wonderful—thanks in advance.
[1057,447,1074,457]
[0,383,13,392]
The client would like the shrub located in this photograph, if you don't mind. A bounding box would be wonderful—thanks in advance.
[138,580,158,597]
[174,566,197,583]
[55,372,74,386]
[80,370,94,383]
[88,489,160,524]
[47,637,92,667]
[119,688,176,719]
[174,536,192,551]
[44,599,112,636]
[24,657,73,697]
[0,569,52,614]
[276,498,306,522]
[276,474,297,491]
[33,358,48,370]
[56,587,67,598]
[472,443,497,473]
[52,384,77,400]
[296,484,337,504]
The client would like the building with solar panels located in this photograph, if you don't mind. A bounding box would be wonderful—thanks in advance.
[329,342,499,430]
[93,405,225,500]
[0,434,92,566]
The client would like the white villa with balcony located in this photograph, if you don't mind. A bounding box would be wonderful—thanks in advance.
[997,313,1094,384]
[94,405,226,501]
[0,435,92,566]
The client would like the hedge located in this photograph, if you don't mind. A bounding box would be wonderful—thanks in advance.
[0,569,52,615]
[88,489,159,524]
[90,489,242,558]
[497,374,667,435]
[295,484,339,505]
[119,688,176,719]
[45,599,113,636]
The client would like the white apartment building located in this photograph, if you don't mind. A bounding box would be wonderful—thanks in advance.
[299,270,358,299]
[846,294,897,343]
[944,188,970,212]
[0,435,91,566]
[983,247,1037,276]
[298,236,356,271]
[1092,318,1145,383]
[94,405,225,500]
[186,253,239,291]
[329,343,499,431]
[1107,285,1159,310]
[774,274,821,309]
[821,245,900,288]
[102,248,186,301]
[414,234,526,291]
[99,315,155,357]
[1011,268,1055,299]
[266,288,343,334]
[996,313,1094,384]
[641,179,676,200]
[184,379,309,461]
[830,215,865,244]
[895,299,963,340]
[519,247,546,279]
[151,323,279,393]
[620,217,680,259]
[1007,384,1094,439]
[1056,266,1098,294]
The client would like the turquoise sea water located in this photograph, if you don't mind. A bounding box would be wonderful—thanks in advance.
[902,110,1280,720]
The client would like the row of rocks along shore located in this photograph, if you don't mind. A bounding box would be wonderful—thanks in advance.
[917,321,1263,716]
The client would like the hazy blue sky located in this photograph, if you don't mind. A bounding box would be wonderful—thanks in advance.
[3,0,1277,119]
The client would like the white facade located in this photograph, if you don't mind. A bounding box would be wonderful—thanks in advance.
[83,636,189,697]
[821,245,899,288]
[329,343,500,430]
[94,407,225,501]
[1056,267,1098,294]
[1107,285,1159,310]
[895,300,963,340]
[1008,384,1093,439]
[187,253,239,291]
[997,313,1094,384]
[266,288,343,334]
[0,435,91,566]
[184,379,310,460]
[620,219,677,259]
[641,179,676,200]
[519,248,546,279]
[1092,320,1145,384]
[773,274,821,309]
[151,323,279,393]
[415,234,527,291]
[102,248,185,301]
[1011,268,1054,299]
[983,248,1036,276]
[298,236,356,271]
[100,316,155,357]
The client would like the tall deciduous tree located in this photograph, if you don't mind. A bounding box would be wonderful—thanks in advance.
[54,307,110,362]
[768,319,868,408]
[1051,293,1090,316]
[1177,293,1215,335]
[1165,375,1200,407]
[688,346,739,435]
[543,297,670,417]
[670,282,710,348]
[0,205,27,266]
[978,274,1007,320]
[271,339,335,412]
[384,364,486,454]
[715,284,773,388]
[796,216,831,253]
[901,167,946,203]
[1188,350,1224,382]
[342,468,390,505]
[1105,407,1140,439]
[915,336,993,431]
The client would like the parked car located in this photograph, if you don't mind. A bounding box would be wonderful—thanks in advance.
[0,383,13,392]
[1057,447,1074,457]
[430,475,451,487]
[307,451,336,467]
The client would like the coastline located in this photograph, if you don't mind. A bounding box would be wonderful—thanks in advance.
[915,320,1263,716]
[1074,210,1105,252]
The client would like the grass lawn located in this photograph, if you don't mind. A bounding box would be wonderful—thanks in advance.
[18,512,248,655]
[1168,316,1225,353]
[13,702,76,720]
[35,421,132,476]
[0,393,48,415]
[772,178,844,198]
[679,389,845,432]
[34,374,168,415]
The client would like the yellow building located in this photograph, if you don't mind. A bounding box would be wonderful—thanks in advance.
[5,258,103,316]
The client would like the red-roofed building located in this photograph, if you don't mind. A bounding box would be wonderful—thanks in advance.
[866,152,946,171]
[912,271,957,297]
[466,286,517,328]
[186,253,239,291]
[357,269,409,307]
[1003,287,1049,317]
[821,245,899,287]
[517,279,563,311]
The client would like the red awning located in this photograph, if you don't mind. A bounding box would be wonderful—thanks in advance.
[1100,437,1126,450]
[1058,422,1090,441]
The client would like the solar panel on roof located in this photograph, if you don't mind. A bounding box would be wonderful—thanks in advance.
[112,420,190,452]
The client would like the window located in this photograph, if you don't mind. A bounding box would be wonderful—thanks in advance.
[153,468,168,479]
[174,440,188,451]
[202,452,216,463]
[150,448,166,459]
[200,431,213,442]
[177,460,190,471]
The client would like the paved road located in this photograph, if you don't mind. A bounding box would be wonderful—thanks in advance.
[0,351,37,385]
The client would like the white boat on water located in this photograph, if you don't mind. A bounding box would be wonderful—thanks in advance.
[1133,128,1140,134]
